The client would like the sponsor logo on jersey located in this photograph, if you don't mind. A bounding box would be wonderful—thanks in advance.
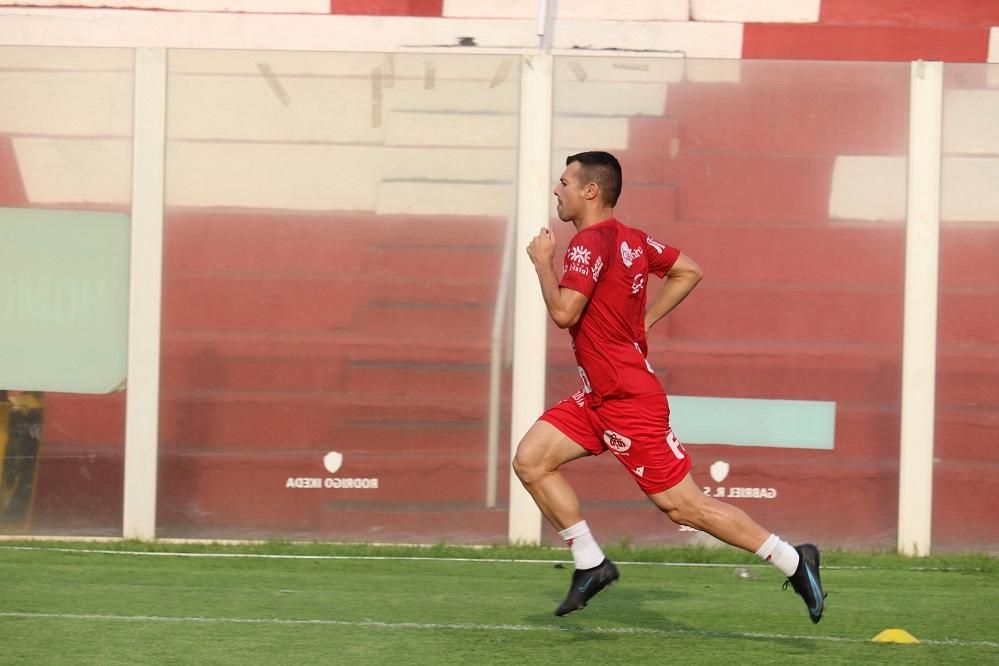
[565,246,592,277]
[631,273,645,295]
[634,465,645,477]
[592,256,604,281]
[620,241,643,267]
[603,430,632,453]
[646,236,666,254]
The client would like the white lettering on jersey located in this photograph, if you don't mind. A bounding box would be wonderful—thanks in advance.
[646,236,666,254]
[631,274,645,295]
[578,366,592,394]
[666,430,686,460]
[634,342,654,373]
[592,256,604,281]
[620,241,643,267]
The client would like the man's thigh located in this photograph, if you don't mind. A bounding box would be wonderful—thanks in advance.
[595,395,692,494]
[537,391,604,457]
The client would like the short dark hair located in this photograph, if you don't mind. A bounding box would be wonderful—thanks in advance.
[566,151,622,207]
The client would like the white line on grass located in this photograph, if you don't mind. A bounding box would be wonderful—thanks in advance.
[0,545,746,567]
[0,545,983,572]
[1,611,996,649]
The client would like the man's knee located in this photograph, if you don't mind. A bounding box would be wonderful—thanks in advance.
[511,449,531,481]
[649,475,711,525]
[512,444,547,484]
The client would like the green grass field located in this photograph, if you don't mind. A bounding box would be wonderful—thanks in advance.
[0,540,996,665]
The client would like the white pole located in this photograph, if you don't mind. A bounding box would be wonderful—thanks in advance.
[486,207,517,508]
[508,53,553,544]
[537,0,557,51]
[898,60,943,557]
[123,47,167,541]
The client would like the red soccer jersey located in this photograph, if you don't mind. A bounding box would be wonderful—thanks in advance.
[558,217,680,406]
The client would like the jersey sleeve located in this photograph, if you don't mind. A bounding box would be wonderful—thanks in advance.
[644,234,681,278]
[559,229,607,299]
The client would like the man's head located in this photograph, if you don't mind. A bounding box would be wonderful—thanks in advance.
[568,151,622,207]
[553,151,622,223]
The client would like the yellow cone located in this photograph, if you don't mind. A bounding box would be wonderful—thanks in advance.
[872,628,920,644]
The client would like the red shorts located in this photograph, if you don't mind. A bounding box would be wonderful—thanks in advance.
[539,391,693,494]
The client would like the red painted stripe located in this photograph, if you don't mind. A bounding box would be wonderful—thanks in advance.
[329,0,442,16]
[0,135,28,207]
[743,24,990,62]
[820,0,999,29]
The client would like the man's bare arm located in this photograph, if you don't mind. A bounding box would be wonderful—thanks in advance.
[645,252,703,333]
[527,227,589,329]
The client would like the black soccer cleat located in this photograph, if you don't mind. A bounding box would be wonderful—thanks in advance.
[783,543,827,623]
[555,558,620,616]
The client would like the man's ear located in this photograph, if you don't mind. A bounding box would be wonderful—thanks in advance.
[583,181,600,201]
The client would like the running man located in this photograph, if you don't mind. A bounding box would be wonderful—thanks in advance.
[513,151,826,622]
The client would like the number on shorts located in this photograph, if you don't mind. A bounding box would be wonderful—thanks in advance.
[666,430,686,460]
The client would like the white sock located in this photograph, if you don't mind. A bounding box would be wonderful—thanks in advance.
[559,520,605,570]
[755,534,800,577]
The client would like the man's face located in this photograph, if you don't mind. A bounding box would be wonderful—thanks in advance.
[553,161,586,222]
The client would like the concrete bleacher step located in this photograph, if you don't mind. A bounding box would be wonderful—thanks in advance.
[326,420,492,453]
[164,274,365,332]
[624,116,680,157]
[40,385,493,448]
[612,183,678,227]
[660,152,837,223]
[160,340,352,393]
[663,284,903,343]
[351,301,494,338]
[164,211,507,273]
[359,243,502,279]
[662,78,909,155]
[163,271,497,333]
[155,391,487,448]
[345,359,492,401]
[160,334,500,393]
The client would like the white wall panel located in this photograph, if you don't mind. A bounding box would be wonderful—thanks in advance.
[0,0,329,12]
[444,0,689,21]
[554,19,743,58]
[691,0,820,23]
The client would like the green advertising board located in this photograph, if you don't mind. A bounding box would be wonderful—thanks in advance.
[0,207,130,393]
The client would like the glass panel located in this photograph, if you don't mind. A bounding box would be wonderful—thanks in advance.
[548,57,910,548]
[936,63,999,552]
[159,50,519,542]
[0,46,133,536]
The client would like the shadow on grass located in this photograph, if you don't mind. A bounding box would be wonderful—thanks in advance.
[520,566,820,654]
